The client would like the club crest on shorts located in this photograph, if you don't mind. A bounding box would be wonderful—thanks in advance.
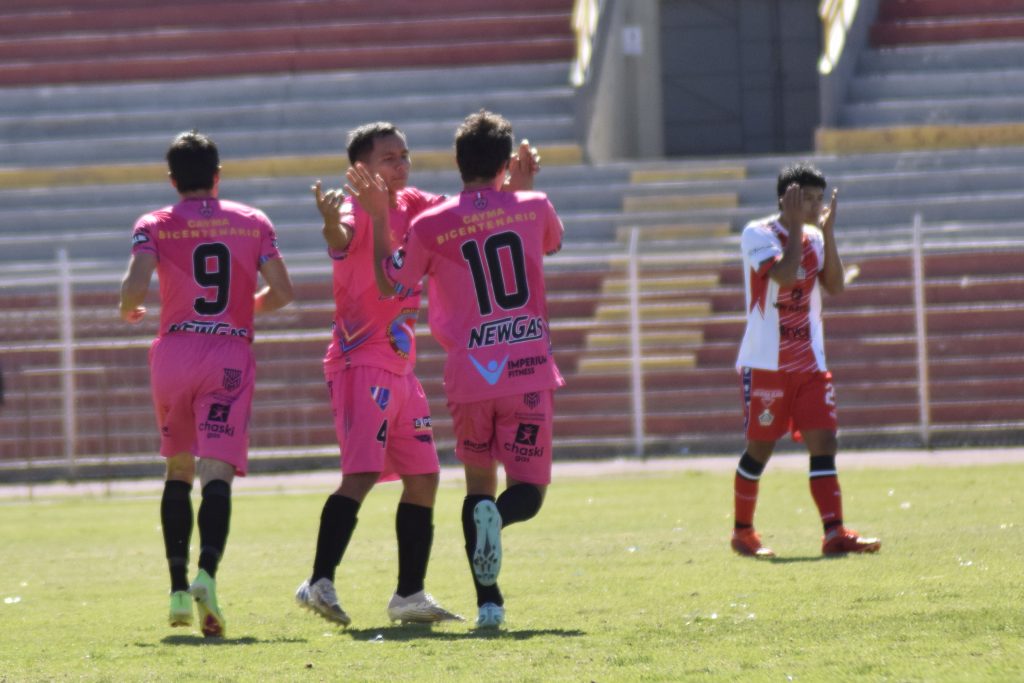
[222,368,242,391]
[370,386,391,411]
[523,392,540,409]
[758,409,774,427]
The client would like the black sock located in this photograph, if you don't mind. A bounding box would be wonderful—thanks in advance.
[496,483,543,527]
[395,502,433,597]
[311,494,361,584]
[161,480,193,592]
[197,479,231,579]
[462,495,503,607]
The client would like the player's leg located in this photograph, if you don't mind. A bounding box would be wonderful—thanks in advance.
[150,336,202,627]
[298,367,383,625]
[463,461,505,627]
[386,471,462,623]
[802,430,881,555]
[163,453,195,627]
[382,373,458,621]
[190,457,234,637]
[794,373,880,555]
[733,369,788,558]
[493,390,553,529]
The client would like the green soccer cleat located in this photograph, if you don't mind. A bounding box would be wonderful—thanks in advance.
[168,590,193,628]
[475,602,505,629]
[472,500,502,587]
[189,569,226,638]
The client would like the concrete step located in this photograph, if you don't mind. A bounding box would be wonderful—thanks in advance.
[849,69,1024,101]
[841,95,1024,127]
[872,15,1024,47]
[859,40,1024,72]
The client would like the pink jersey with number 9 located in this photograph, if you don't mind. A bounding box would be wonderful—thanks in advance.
[130,197,282,341]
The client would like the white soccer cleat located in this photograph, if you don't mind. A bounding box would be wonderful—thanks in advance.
[295,578,351,626]
[475,602,505,629]
[386,590,464,624]
[472,500,502,586]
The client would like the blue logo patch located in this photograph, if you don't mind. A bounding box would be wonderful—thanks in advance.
[469,354,509,386]
[370,386,391,411]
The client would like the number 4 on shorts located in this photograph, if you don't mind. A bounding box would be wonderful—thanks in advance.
[376,419,388,446]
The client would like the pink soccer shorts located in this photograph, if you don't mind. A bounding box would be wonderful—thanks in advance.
[149,334,255,475]
[325,365,439,480]
[449,390,554,486]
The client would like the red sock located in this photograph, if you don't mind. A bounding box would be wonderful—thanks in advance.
[810,475,843,529]
[734,474,759,528]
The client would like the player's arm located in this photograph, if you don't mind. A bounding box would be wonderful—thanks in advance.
[119,251,157,323]
[312,180,353,251]
[768,183,805,288]
[345,163,400,296]
[504,139,540,192]
[817,188,845,295]
[254,256,294,314]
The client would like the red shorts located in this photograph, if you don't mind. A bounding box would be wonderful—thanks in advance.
[149,334,255,475]
[741,367,837,442]
[449,390,554,486]
[326,365,439,480]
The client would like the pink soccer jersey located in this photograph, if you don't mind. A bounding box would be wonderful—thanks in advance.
[736,217,826,373]
[385,188,565,402]
[130,197,281,341]
[324,187,444,375]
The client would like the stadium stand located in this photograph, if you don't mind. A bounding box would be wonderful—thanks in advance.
[818,0,1024,152]
[2,0,1023,478]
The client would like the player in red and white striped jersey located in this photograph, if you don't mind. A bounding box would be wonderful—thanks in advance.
[732,162,881,558]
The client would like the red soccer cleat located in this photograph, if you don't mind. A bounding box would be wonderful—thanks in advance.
[822,527,881,555]
[731,528,776,558]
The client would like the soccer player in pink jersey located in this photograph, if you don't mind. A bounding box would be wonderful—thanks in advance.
[354,110,564,628]
[119,131,294,637]
[732,162,881,558]
[294,122,470,627]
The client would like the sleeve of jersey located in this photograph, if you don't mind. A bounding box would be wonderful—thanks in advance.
[130,216,158,257]
[327,201,358,261]
[383,228,428,297]
[542,199,564,255]
[257,212,283,266]
[406,187,446,216]
[741,226,781,277]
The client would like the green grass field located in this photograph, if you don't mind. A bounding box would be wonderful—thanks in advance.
[1,460,1022,682]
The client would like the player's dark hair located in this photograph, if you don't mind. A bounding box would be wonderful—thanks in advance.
[166,130,219,193]
[776,162,827,199]
[347,122,406,165]
[455,110,513,183]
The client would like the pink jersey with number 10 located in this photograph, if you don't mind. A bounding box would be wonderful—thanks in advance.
[130,197,282,341]
[385,188,565,403]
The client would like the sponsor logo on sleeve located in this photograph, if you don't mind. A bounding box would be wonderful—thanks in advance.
[370,386,391,411]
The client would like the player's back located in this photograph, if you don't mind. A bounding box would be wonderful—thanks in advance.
[405,187,564,401]
[131,197,281,341]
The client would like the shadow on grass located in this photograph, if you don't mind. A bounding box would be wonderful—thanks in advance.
[343,625,586,642]
[766,555,832,564]
[155,635,307,646]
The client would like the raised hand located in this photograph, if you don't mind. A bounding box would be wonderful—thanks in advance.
[819,188,838,234]
[779,182,804,232]
[505,139,541,192]
[345,162,390,218]
[312,179,345,229]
